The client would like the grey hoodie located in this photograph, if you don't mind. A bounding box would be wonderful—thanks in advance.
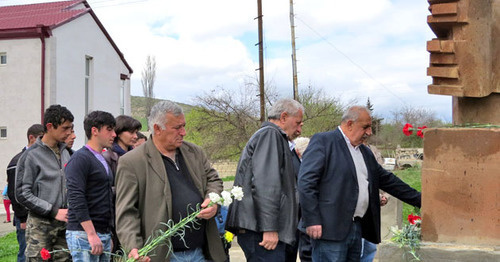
[15,137,70,218]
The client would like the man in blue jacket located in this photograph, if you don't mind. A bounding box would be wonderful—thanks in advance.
[298,105,421,261]
[65,111,116,261]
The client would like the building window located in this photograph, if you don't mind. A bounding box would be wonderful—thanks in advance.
[0,127,7,139]
[0,53,6,65]
[85,56,93,114]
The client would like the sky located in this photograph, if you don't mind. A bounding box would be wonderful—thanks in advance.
[1,0,452,121]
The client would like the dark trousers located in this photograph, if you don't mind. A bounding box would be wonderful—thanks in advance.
[238,230,286,262]
[285,229,312,262]
[14,216,26,262]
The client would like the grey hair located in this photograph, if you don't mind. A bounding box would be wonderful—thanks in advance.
[294,137,310,156]
[341,106,371,123]
[268,98,305,120]
[148,100,184,131]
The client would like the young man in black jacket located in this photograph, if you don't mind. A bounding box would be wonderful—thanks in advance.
[65,111,116,261]
[16,105,74,261]
[6,124,44,262]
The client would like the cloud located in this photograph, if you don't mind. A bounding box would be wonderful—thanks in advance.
[1,0,452,121]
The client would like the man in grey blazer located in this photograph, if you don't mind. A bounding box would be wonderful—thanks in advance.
[115,101,225,262]
[298,106,421,261]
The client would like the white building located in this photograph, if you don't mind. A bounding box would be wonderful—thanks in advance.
[0,0,133,188]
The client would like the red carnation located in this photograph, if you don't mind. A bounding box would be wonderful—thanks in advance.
[417,126,427,138]
[403,123,413,136]
[40,248,51,260]
[408,213,421,225]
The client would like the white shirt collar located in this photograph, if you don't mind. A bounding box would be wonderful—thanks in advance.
[288,140,295,151]
[338,126,361,150]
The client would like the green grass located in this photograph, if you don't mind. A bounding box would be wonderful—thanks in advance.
[221,175,235,182]
[394,167,422,224]
[0,231,19,261]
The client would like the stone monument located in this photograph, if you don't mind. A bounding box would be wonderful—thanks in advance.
[381,1,500,260]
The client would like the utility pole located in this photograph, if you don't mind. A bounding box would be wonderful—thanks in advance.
[257,0,265,123]
[289,0,299,101]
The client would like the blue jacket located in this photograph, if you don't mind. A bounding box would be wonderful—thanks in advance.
[298,128,421,244]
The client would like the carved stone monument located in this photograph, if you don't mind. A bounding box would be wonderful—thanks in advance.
[426,0,500,124]
[421,0,499,259]
[380,1,499,260]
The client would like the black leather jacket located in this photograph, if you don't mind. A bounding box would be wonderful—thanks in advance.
[226,122,298,245]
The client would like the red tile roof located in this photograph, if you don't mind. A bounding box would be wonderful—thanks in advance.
[0,0,132,73]
[0,0,87,30]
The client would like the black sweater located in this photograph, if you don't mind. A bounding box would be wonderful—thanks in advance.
[7,148,28,222]
[66,146,114,233]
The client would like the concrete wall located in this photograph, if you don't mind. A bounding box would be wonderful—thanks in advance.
[0,38,43,190]
[421,128,500,246]
[0,12,132,188]
[51,13,131,148]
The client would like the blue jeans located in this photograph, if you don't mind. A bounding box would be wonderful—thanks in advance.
[66,230,112,262]
[237,230,286,262]
[171,247,205,262]
[360,238,377,262]
[311,221,362,262]
[14,216,26,262]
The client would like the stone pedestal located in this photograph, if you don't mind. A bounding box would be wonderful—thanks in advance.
[422,128,500,245]
[379,241,500,262]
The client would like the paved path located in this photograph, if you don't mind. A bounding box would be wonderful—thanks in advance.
[0,213,15,237]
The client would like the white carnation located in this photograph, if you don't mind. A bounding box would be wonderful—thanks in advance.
[208,192,221,204]
[221,191,233,206]
[231,186,244,201]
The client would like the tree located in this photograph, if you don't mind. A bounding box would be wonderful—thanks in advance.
[365,97,383,140]
[184,83,345,160]
[186,84,263,160]
[141,55,156,123]
[299,85,345,136]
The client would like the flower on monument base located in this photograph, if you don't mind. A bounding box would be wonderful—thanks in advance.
[403,123,427,139]
[403,123,414,136]
[416,126,427,138]
[408,213,422,225]
[390,213,422,261]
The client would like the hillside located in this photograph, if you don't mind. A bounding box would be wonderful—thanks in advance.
[131,96,194,130]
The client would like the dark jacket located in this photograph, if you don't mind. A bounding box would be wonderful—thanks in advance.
[15,137,70,218]
[226,121,298,245]
[102,142,130,176]
[7,148,28,222]
[66,146,114,233]
[298,128,421,244]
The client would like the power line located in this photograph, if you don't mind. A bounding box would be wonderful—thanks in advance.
[294,15,407,106]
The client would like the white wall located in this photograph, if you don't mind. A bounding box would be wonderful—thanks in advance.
[51,13,132,148]
[0,12,132,186]
[0,38,43,189]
